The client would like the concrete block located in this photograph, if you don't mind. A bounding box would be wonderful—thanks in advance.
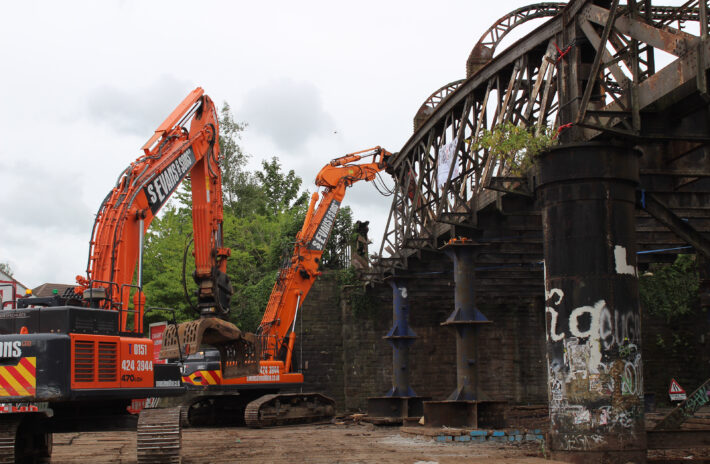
[491,431,505,437]
[533,429,542,435]
[524,434,536,441]
[469,430,487,437]
[534,434,544,441]
[508,430,520,435]
[514,434,523,442]
[455,435,471,442]
[436,435,453,442]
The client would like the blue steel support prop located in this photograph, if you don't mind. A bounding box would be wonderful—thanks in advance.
[423,239,503,429]
[384,277,417,397]
[441,239,491,401]
[367,275,426,420]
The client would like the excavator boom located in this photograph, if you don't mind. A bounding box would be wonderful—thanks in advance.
[161,145,391,428]
[257,147,391,367]
[79,87,232,325]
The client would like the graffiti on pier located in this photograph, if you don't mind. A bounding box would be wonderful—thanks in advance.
[544,273,644,449]
[545,289,641,354]
[556,433,605,451]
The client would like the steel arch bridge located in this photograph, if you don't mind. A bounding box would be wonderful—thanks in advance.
[368,0,710,287]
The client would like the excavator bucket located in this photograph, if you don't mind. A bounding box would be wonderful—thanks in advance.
[160,318,260,378]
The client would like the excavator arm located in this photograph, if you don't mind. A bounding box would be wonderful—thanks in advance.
[160,146,391,379]
[258,147,391,370]
[76,87,233,333]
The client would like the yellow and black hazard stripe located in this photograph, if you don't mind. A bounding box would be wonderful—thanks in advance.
[182,369,221,386]
[0,357,36,397]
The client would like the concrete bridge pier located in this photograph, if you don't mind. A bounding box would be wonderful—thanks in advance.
[537,143,646,463]
[367,276,425,420]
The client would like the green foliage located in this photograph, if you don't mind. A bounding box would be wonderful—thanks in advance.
[655,333,666,348]
[232,271,277,333]
[142,206,196,325]
[335,266,377,319]
[474,122,555,176]
[321,206,354,270]
[256,157,309,215]
[218,103,263,217]
[639,254,699,322]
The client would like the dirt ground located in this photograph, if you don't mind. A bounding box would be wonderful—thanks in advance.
[49,422,567,464]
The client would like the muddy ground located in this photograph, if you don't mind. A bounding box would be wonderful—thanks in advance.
[50,422,564,464]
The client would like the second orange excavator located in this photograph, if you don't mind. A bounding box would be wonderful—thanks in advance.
[161,146,392,426]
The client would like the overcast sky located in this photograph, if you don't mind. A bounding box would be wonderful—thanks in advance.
[0,0,578,287]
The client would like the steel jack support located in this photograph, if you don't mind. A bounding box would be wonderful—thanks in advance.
[368,276,426,421]
[423,239,505,429]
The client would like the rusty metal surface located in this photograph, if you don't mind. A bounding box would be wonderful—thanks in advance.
[160,318,259,378]
[371,0,710,282]
[160,318,243,359]
[423,400,507,429]
[424,400,478,428]
[367,397,426,419]
[467,2,565,77]
[538,144,646,456]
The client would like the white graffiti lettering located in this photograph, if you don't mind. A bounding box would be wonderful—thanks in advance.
[614,245,637,276]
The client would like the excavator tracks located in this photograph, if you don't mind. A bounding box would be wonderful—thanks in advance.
[244,393,335,428]
[0,416,20,464]
[137,407,182,464]
[0,414,52,464]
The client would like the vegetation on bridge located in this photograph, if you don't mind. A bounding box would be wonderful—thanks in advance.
[473,121,555,177]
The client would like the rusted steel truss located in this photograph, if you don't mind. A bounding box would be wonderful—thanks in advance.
[371,0,710,280]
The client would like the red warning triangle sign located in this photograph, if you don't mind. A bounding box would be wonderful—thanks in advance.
[669,378,686,394]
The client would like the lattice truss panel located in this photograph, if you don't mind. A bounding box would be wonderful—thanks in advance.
[374,0,709,275]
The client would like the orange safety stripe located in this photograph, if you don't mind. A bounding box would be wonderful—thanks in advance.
[0,357,36,397]
[182,370,221,386]
[201,370,221,384]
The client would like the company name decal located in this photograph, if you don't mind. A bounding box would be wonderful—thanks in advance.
[0,342,21,358]
[144,149,196,214]
[308,201,340,251]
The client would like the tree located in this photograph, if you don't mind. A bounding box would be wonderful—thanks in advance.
[256,157,309,215]
[141,205,197,325]
[639,254,699,322]
[218,103,263,217]
[320,206,354,269]
[474,121,555,176]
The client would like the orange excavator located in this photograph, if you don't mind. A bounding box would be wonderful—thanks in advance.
[0,83,391,461]
[160,146,392,427]
[76,86,234,333]
[0,87,238,463]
